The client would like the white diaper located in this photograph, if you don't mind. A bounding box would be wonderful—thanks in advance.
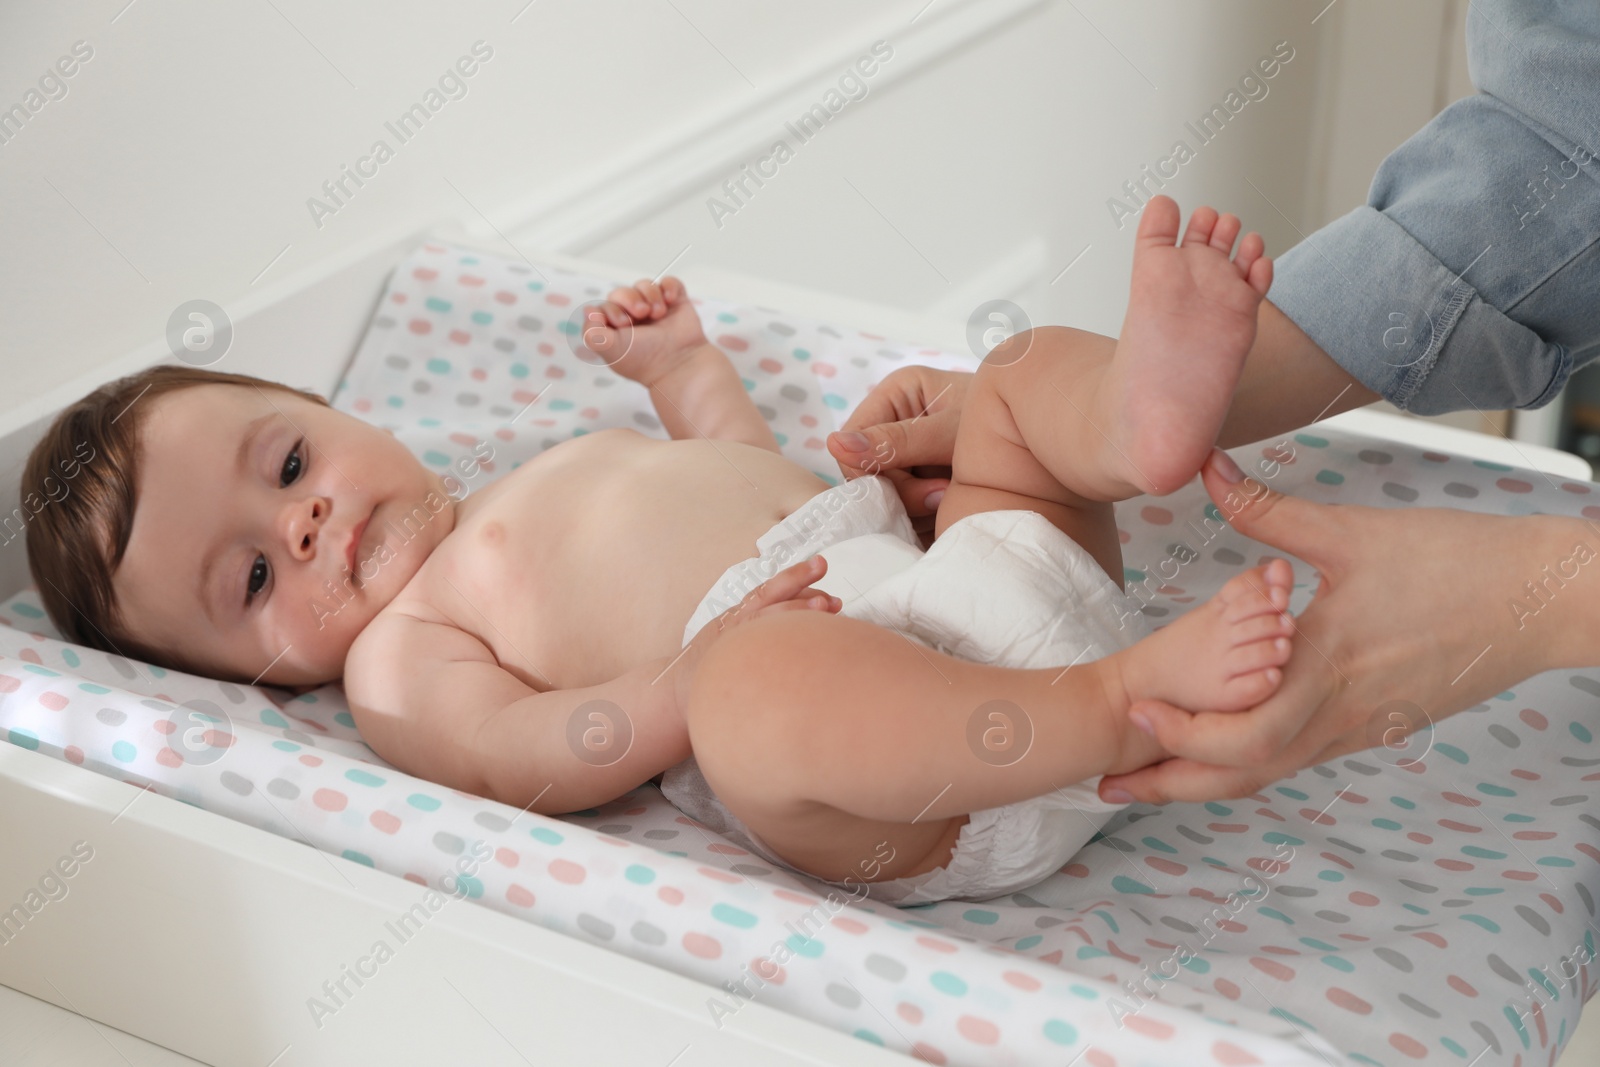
[658,476,1154,906]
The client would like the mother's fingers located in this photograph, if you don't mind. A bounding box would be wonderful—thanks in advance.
[1099,755,1278,805]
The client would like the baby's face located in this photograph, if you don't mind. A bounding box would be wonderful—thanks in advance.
[115,384,455,686]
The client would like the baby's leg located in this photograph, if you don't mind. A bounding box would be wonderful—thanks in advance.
[938,196,1272,575]
[684,561,1293,886]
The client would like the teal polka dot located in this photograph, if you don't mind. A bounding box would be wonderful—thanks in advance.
[1263,832,1303,846]
[1571,722,1593,743]
[271,740,300,752]
[407,793,442,812]
[1124,568,1146,583]
[509,362,529,378]
[793,348,811,360]
[1462,845,1506,859]
[741,378,756,392]
[453,874,484,899]
[1403,903,1429,915]
[816,472,838,486]
[426,358,451,374]
[822,394,847,410]
[1299,937,1338,951]
[549,399,574,411]
[1205,802,1233,816]
[77,681,109,694]
[1111,875,1154,894]
[1461,914,1501,932]
[1434,743,1469,763]
[853,1029,885,1046]
[342,850,375,867]
[1505,812,1536,823]
[1294,433,1328,447]
[471,311,493,325]
[7,728,39,750]
[557,319,579,335]
[1075,946,1110,960]
[1315,469,1344,485]
[1464,886,1503,896]
[712,903,758,929]
[460,256,478,265]
[1472,459,1513,471]
[1441,1037,1468,1057]
[11,602,44,618]
[1322,955,1354,972]
[1091,909,1119,934]
[786,935,824,959]
[423,450,450,467]
[335,712,355,729]
[1260,907,1294,924]
[63,650,82,669]
[529,826,563,845]
[1504,1005,1531,1049]
[1204,503,1223,523]
[526,281,544,290]
[1181,954,1210,973]
[1318,870,1345,882]
[111,740,136,762]
[1372,818,1402,831]
[962,908,999,925]
[425,297,452,313]
[23,665,59,677]
[1142,836,1178,854]
[149,666,166,678]
[624,865,655,884]
[774,432,788,447]
[1014,935,1042,950]
[716,312,738,322]
[1275,786,1309,801]
[1068,984,1099,999]
[418,417,441,429]
[1478,782,1516,797]
[345,769,385,787]
[1042,1019,1078,1045]
[387,395,404,408]
[1538,855,1576,867]
[260,709,288,728]
[1390,796,1416,810]
[930,972,967,996]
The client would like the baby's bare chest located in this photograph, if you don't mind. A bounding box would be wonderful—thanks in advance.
[391,430,829,689]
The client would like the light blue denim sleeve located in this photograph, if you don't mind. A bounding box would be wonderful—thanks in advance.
[1268,0,1600,415]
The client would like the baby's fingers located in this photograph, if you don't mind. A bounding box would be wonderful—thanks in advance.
[634,277,666,317]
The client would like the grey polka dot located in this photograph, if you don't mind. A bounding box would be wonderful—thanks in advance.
[1327,837,1367,854]
[475,812,511,832]
[1176,825,1214,845]
[729,865,772,877]
[756,404,777,420]
[631,921,666,945]
[876,349,905,362]
[493,338,515,352]
[220,771,253,796]
[1553,795,1591,806]
[779,384,808,403]
[267,778,299,799]
[1487,954,1523,986]
[433,832,464,855]
[577,914,615,941]
[219,683,246,705]
[140,699,172,712]
[819,325,841,338]
[1276,886,1317,897]
[1564,757,1600,768]
[1443,482,1479,498]
[1140,605,1170,618]
[517,315,543,331]
[1517,905,1551,934]
[643,829,678,840]
[1488,724,1520,747]
[1102,837,1135,853]
[1374,947,1412,972]
[488,405,514,418]
[1569,675,1600,698]
[385,355,411,370]
[596,824,632,835]
[1162,917,1198,933]
[1380,850,1418,863]
[412,379,431,394]
[630,412,661,430]
[541,438,561,451]
[1382,482,1419,502]
[1358,449,1393,465]
[825,983,861,1008]
[1011,893,1047,908]
[282,730,313,745]
[1342,760,1381,776]
[1311,765,1337,778]
[1212,548,1246,565]
[594,376,614,387]
[456,392,480,407]
[109,658,139,680]
[865,953,907,981]
[1579,883,1595,916]
[507,264,531,275]
[96,707,126,726]
[1471,1021,1501,1054]
[1315,910,1349,923]
[373,316,396,329]
[851,357,869,368]
[1399,993,1440,1018]
[1034,915,1065,928]
[768,322,796,336]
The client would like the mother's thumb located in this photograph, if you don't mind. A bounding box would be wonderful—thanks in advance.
[1201,448,1333,566]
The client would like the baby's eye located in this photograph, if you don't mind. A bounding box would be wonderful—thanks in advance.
[279,439,304,487]
[246,554,269,605]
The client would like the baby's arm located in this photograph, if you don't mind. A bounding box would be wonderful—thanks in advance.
[347,614,688,815]
[584,276,781,453]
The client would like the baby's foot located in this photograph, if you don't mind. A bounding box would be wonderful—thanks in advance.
[1101,195,1273,496]
[1118,559,1295,713]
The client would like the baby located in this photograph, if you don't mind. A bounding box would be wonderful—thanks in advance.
[23,196,1295,904]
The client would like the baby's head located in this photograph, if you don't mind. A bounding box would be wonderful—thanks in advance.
[23,366,456,688]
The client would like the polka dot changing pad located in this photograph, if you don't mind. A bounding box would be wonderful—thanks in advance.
[5,240,1598,1066]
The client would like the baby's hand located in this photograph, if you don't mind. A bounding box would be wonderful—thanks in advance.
[580,276,709,388]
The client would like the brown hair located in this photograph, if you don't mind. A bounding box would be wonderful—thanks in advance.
[20,364,328,674]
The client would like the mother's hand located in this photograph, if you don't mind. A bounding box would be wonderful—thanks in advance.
[1099,448,1590,804]
[827,365,973,547]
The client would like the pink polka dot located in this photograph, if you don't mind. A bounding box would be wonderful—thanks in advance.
[543,291,569,305]
[38,691,67,711]
[449,329,471,345]
[1388,1033,1428,1058]
[0,675,19,693]
[580,407,600,420]
[916,935,958,953]
[658,886,684,905]
[403,873,427,886]
[1085,1050,1115,1067]
[1249,957,1294,981]
[804,437,824,450]
[773,889,820,906]
[1211,1041,1262,1065]
[545,365,565,379]
[897,1002,923,1024]
[19,648,42,664]
[298,754,322,767]
[683,932,722,959]
[549,859,585,884]
[1436,858,1473,871]
[64,745,84,764]
[538,342,554,355]
[407,319,432,335]
[1213,978,1241,1000]
[1496,477,1533,493]
[1442,791,1481,807]
[1349,891,1379,906]
[830,916,868,935]
[1562,481,1592,493]
[811,362,837,378]
[956,1016,1000,1044]
[494,290,517,304]
[506,884,535,908]
[910,1044,947,1065]
[370,811,401,834]
[697,867,740,884]
[412,267,438,281]
[1140,506,1173,525]
[1521,708,1548,730]
[155,748,183,768]
[495,847,519,867]
[1412,932,1447,948]
[313,788,347,811]
[1125,1013,1175,1039]
[758,358,784,374]
[1447,974,1478,996]
[354,397,371,412]
[459,274,485,287]
[1063,862,1090,877]
[1118,529,1131,544]
[1146,856,1187,876]
[800,414,818,427]
[750,956,785,982]
[1002,970,1041,991]
[470,367,487,381]
[1327,987,1371,1013]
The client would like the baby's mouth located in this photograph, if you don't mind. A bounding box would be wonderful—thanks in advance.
[345,507,374,583]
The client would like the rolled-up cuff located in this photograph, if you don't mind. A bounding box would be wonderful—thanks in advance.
[1269,205,1571,414]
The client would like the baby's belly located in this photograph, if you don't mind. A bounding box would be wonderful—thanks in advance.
[413,434,832,690]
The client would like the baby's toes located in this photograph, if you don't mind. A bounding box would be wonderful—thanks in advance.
[1217,563,1290,622]
[1230,611,1293,649]
[1218,664,1284,711]
[1226,633,1292,678]
[1209,212,1242,254]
